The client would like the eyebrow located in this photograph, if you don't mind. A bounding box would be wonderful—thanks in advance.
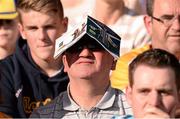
[160,14,175,19]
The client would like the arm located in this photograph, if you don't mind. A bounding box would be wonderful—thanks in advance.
[0,60,19,117]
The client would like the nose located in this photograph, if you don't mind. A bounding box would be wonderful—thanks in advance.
[79,46,93,57]
[38,29,47,41]
[148,91,161,107]
[171,16,180,30]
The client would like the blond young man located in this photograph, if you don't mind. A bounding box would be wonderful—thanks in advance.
[0,0,68,117]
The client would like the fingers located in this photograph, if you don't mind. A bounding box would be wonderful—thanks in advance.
[143,106,170,119]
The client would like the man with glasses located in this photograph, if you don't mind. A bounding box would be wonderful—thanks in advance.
[111,0,180,116]
[144,0,180,58]
[30,16,132,119]
[111,0,180,89]
[0,0,19,60]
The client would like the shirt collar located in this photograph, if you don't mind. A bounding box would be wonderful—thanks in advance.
[95,86,116,109]
[63,84,80,111]
[62,85,116,111]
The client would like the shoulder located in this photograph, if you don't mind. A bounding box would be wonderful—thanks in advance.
[0,42,25,71]
[120,45,150,63]
[113,88,132,115]
[110,45,151,89]
[0,55,17,79]
[124,14,144,25]
[112,45,149,75]
[113,88,126,102]
[0,50,22,77]
[0,55,15,67]
[0,39,32,76]
[123,14,147,34]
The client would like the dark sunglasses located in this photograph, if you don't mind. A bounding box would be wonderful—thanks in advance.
[66,40,104,53]
[0,20,15,26]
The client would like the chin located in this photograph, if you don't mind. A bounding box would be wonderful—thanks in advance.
[38,53,53,60]
[72,71,94,79]
[0,39,10,46]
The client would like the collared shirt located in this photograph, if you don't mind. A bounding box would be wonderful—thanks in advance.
[30,86,132,119]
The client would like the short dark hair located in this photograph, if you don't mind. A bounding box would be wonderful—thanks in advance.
[129,49,180,90]
[146,0,154,16]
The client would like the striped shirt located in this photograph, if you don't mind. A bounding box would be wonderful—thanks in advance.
[30,86,132,119]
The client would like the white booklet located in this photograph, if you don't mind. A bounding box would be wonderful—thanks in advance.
[54,16,121,59]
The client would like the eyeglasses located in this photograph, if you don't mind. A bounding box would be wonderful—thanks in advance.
[151,15,180,27]
[0,20,15,26]
[66,40,104,53]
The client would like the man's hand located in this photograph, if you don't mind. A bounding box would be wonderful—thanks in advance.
[142,106,170,119]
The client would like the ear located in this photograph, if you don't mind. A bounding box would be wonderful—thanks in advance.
[174,91,180,117]
[111,59,117,70]
[178,90,180,102]
[125,85,133,106]
[18,23,26,40]
[62,54,68,72]
[62,17,68,33]
[144,15,153,36]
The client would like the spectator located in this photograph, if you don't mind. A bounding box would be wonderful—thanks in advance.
[61,0,94,28]
[62,0,150,55]
[111,0,180,89]
[126,49,180,118]
[0,0,69,117]
[0,0,19,60]
[125,0,147,14]
[30,16,132,118]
